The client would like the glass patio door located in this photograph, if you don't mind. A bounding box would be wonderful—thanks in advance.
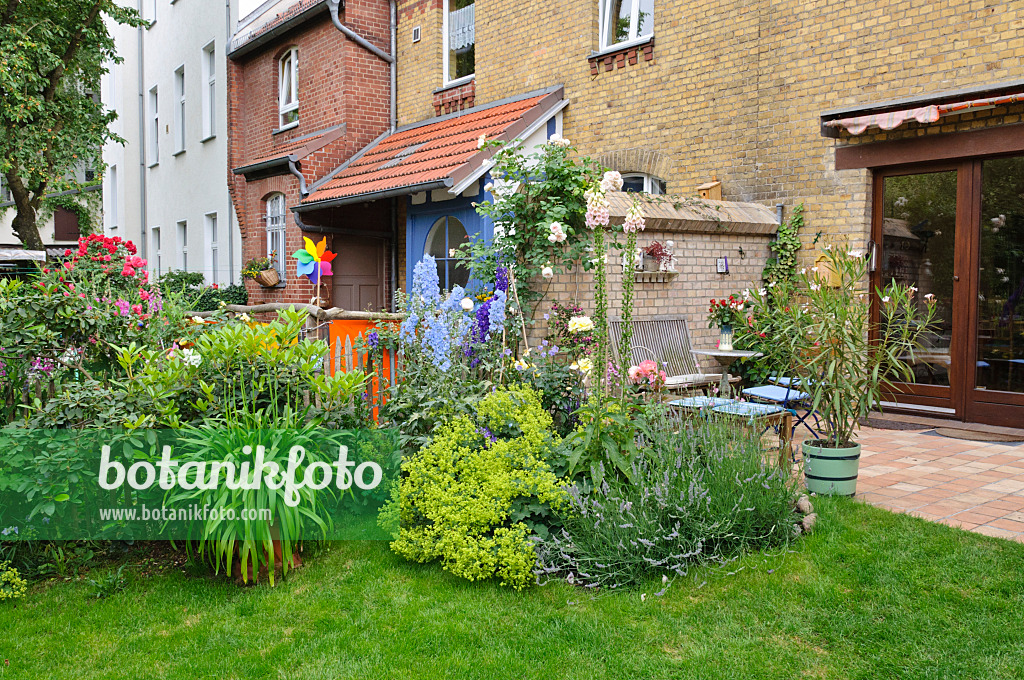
[874,155,1024,426]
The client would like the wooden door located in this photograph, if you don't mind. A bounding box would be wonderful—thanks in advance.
[331,235,387,312]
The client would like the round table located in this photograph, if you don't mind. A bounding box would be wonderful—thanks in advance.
[692,349,762,397]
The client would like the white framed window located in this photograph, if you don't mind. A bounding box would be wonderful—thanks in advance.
[265,193,287,277]
[201,42,216,140]
[148,86,159,166]
[621,172,666,195]
[599,0,653,51]
[177,220,188,271]
[205,212,219,285]
[108,165,119,231]
[173,66,185,153]
[278,49,298,129]
[442,0,475,85]
[151,226,162,277]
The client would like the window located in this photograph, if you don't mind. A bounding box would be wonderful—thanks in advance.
[202,42,216,140]
[266,194,287,277]
[426,215,470,288]
[145,0,156,25]
[621,172,666,195]
[205,212,219,285]
[279,49,298,128]
[0,176,11,203]
[173,66,185,153]
[148,86,159,165]
[599,0,653,50]
[151,226,162,277]
[177,220,188,271]
[108,165,118,231]
[443,0,474,84]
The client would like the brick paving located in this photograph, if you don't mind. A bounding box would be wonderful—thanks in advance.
[851,427,1024,542]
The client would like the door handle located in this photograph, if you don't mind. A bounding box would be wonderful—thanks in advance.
[953,275,960,282]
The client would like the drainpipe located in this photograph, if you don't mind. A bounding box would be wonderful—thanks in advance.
[326,0,397,131]
[776,203,784,225]
[287,159,309,196]
[137,0,147,262]
[226,0,236,284]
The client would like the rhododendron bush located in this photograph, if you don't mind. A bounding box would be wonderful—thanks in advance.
[0,236,189,423]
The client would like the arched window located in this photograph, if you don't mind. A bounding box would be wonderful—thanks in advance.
[266,193,287,277]
[279,48,299,128]
[426,215,469,289]
[621,172,666,195]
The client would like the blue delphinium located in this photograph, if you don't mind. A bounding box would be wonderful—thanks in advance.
[488,289,507,335]
[400,311,419,345]
[422,314,452,371]
[441,285,466,313]
[411,255,441,305]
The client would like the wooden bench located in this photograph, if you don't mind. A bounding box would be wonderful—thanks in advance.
[609,315,737,392]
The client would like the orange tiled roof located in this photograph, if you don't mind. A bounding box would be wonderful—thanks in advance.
[301,87,564,207]
[234,124,345,174]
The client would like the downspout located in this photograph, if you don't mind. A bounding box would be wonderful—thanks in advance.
[226,0,236,284]
[137,1,147,262]
[287,159,309,197]
[326,0,397,131]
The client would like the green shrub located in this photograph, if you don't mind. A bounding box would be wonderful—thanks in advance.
[536,410,800,589]
[389,385,567,589]
[0,560,27,600]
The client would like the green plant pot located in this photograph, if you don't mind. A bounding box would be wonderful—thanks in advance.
[802,439,861,496]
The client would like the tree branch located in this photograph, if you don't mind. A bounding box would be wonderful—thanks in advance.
[42,0,105,102]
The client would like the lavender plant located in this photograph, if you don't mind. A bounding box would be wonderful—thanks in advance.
[536,410,800,590]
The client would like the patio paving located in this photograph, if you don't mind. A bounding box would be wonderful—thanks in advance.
[850,427,1024,542]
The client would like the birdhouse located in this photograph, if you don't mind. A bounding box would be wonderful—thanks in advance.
[697,180,722,201]
[813,253,842,287]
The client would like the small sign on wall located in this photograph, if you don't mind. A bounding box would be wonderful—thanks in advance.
[716,256,729,274]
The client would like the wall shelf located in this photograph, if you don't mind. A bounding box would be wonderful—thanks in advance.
[634,270,679,283]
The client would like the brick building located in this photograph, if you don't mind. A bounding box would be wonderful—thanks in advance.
[256,0,1023,425]
[227,0,394,307]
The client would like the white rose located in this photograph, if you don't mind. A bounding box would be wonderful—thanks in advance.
[541,266,554,279]
[548,233,558,243]
[460,297,474,312]
[600,170,624,192]
[477,134,486,148]
[484,182,494,193]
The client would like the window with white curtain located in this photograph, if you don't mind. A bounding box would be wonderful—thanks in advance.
[177,220,188,271]
[279,49,298,128]
[202,42,216,140]
[443,0,475,84]
[266,194,287,277]
[173,66,185,153]
[599,0,653,50]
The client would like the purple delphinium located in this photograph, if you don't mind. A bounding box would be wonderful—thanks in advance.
[495,266,509,293]
[367,330,380,350]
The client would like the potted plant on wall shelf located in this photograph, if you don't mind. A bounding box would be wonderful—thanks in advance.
[750,245,937,496]
[242,255,280,288]
[642,241,674,272]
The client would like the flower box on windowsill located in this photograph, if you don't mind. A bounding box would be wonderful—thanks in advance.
[634,270,678,283]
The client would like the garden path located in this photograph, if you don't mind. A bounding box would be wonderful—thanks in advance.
[853,427,1024,542]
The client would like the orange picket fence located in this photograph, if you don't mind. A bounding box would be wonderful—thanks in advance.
[327,319,398,420]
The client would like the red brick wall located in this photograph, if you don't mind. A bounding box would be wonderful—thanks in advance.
[228,0,392,306]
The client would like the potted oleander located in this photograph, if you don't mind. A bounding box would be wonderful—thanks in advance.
[748,245,937,496]
[242,254,281,288]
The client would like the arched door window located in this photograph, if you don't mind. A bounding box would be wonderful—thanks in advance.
[426,215,469,289]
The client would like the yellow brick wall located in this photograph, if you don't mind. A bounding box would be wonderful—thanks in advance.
[396,0,444,125]
[393,0,1024,363]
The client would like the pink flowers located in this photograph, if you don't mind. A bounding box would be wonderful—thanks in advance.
[585,189,610,229]
[628,360,667,390]
[114,299,131,316]
[623,200,645,234]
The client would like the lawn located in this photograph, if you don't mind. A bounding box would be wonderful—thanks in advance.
[2,497,1022,680]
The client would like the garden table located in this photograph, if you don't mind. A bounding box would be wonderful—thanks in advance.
[692,349,762,397]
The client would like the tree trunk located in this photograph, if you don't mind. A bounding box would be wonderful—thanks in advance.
[11,203,44,251]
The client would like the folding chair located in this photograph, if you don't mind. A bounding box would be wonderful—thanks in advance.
[742,380,820,439]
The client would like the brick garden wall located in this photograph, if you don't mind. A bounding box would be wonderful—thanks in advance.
[228,1,392,306]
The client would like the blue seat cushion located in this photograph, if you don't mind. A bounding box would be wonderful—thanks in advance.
[742,384,810,402]
[667,396,733,409]
[712,401,786,417]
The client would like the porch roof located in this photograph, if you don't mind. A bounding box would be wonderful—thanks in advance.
[232,124,346,177]
[607,193,780,235]
[297,86,566,211]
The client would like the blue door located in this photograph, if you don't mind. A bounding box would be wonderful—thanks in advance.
[406,188,490,292]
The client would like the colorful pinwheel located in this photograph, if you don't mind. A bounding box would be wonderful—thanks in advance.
[292,236,337,284]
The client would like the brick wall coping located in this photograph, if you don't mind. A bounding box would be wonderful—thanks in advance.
[607,193,779,235]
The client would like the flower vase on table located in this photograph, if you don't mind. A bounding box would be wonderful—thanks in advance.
[718,323,734,351]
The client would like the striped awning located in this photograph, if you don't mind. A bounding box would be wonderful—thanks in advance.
[823,93,1024,136]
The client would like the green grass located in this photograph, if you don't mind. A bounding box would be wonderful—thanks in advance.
[2,498,1023,679]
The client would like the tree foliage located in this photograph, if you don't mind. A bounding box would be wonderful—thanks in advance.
[0,0,143,249]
